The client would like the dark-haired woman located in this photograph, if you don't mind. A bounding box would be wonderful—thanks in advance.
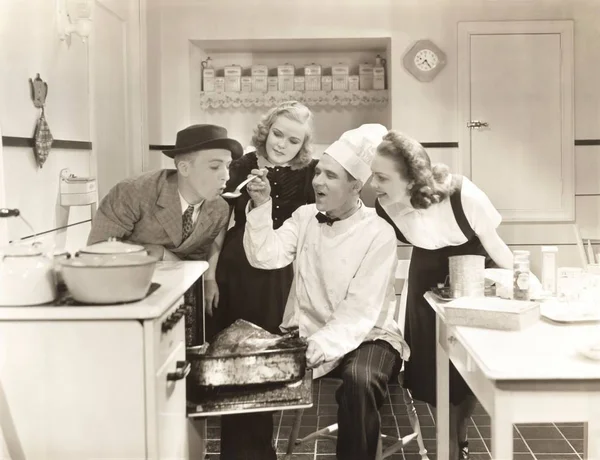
[369,131,513,460]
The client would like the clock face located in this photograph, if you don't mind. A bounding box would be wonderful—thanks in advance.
[403,39,447,82]
[414,49,439,72]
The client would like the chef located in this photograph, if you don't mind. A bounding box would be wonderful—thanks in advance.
[87,124,242,345]
[243,124,410,460]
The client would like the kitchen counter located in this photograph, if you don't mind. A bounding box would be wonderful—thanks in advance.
[426,292,600,460]
[0,260,208,320]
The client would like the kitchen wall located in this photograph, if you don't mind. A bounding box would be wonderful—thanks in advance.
[389,0,600,273]
[0,0,93,251]
[148,0,600,274]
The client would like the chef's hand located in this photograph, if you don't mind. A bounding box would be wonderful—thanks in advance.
[306,340,326,369]
[204,280,219,317]
[247,168,271,208]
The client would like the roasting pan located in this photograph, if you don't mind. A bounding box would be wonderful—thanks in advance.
[187,336,308,387]
[187,370,313,417]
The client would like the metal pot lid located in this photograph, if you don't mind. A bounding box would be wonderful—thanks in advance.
[1,244,43,257]
[80,239,145,255]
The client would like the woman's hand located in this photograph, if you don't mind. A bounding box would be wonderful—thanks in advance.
[246,168,271,208]
[478,227,513,269]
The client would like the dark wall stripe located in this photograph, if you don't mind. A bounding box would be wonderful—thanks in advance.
[421,142,458,148]
[149,144,172,151]
[575,139,600,146]
[10,219,92,243]
[150,142,460,151]
[149,139,600,151]
[2,136,92,150]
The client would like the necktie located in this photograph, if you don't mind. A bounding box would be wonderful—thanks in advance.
[182,205,195,241]
[315,212,340,226]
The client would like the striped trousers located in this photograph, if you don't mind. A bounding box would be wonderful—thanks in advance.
[328,340,402,460]
[219,340,400,460]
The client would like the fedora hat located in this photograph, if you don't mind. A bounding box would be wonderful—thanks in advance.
[162,124,243,159]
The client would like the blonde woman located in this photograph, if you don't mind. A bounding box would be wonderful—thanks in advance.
[215,101,316,460]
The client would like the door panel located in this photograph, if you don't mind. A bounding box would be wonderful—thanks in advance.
[470,34,562,213]
[92,2,129,200]
[458,21,574,222]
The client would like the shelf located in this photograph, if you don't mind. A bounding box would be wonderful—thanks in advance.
[191,37,390,53]
[197,90,389,109]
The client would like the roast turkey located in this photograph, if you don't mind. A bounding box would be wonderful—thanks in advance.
[206,319,293,357]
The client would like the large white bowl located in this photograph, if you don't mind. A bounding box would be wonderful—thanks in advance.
[60,254,158,304]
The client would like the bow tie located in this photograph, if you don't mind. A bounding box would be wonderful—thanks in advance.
[315,212,340,226]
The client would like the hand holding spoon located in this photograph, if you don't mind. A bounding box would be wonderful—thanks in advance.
[221,175,260,199]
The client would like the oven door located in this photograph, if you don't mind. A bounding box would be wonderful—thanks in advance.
[156,335,189,458]
[186,279,313,418]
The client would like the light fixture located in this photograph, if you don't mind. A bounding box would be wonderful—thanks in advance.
[57,0,94,44]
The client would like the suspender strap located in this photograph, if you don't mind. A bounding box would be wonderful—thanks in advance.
[449,175,476,241]
[375,199,410,245]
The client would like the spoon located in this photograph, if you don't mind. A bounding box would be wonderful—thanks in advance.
[221,175,260,199]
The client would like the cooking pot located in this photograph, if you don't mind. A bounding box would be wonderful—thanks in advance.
[52,248,70,285]
[0,244,57,306]
[60,254,158,304]
[76,238,147,260]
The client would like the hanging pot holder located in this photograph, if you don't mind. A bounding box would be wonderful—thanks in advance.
[33,108,54,168]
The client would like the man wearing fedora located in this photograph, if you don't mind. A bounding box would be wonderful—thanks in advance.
[88,124,243,345]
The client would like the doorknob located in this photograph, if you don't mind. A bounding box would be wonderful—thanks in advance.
[467,120,489,129]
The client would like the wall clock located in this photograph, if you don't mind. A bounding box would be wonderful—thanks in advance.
[403,39,447,82]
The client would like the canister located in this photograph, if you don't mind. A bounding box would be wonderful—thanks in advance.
[202,67,215,93]
[253,76,268,92]
[332,64,349,91]
[251,65,268,77]
[304,63,322,91]
[214,77,225,93]
[251,65,269,92]
[321,76,333,92]
[294,76,305,92]
[241,76,252,93]
[277,64,295,92]
[449,255,485,298]
[359,63,374,90]
[224,65,242,92]
[373,66,385,90]
[348,75,360,91]
[267,76,279,92]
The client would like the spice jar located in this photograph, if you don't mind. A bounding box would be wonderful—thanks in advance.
[513,250,531,300]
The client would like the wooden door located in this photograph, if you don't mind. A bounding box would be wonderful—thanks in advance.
[458,21,574,222]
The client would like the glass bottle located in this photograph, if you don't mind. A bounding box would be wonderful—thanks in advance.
[513,250,531,300]
[541,246,558,295]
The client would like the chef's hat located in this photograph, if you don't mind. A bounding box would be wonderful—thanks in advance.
[325,123,388,183]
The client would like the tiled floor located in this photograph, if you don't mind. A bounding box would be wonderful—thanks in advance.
[205,379,585,459]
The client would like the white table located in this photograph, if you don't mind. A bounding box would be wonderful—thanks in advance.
[425,292,600,460]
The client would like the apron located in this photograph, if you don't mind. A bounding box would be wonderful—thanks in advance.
[376,175,496,406]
